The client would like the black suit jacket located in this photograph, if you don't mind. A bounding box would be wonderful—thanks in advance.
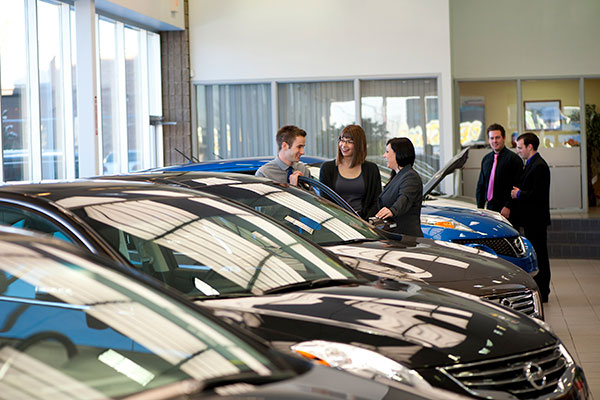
[513,153,551,227]
[378,164,423,237]
[476,147,523,212]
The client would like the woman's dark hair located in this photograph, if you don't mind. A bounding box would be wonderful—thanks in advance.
[336,125,367,167]
[387,137,415,167]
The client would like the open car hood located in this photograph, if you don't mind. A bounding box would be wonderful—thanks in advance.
[423,147,470,197]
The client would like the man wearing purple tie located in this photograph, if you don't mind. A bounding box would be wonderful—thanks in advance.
[475,123,523,222]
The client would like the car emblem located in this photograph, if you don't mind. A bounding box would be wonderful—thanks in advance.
[500,298,513,308]
[523,362,546,389]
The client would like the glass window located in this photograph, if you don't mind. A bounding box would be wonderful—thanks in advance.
[98,19,120,174]
[0,0,30,181]
[522,79,580,149]
[70,7,78,177]
[0,204,73,243]
[38,0,66,180]
[361,79,439,180]
[278,81,354,159]
[457,81,518,147]
[197,83,272,161]
[124,26,143,172]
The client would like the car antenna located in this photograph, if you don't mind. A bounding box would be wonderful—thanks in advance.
[174,148,200,163]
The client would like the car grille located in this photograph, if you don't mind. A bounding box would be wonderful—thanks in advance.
[439,344,568,399]
[452,236,526,258]
[483,289,537,317]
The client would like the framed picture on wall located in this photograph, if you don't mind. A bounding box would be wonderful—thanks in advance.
[524,100,561,130]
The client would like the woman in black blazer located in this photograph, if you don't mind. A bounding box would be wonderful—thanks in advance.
[375,137,423,237]
[319,125,382,220]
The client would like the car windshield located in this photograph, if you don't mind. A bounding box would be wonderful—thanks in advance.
[0,238,285,398]
[70,194,356,298]
[194,179,385,246]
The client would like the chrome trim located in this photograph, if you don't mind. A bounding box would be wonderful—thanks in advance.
[437,344,581,399]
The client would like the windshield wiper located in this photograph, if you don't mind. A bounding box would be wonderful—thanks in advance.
[199,370,296,392]
[261,277,364,295]
[319,237,383,246]
[191,292,256,301]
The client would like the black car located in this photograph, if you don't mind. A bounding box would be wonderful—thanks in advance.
[100,171,543,319]
[0,181,589,399]
[0,227,435,400]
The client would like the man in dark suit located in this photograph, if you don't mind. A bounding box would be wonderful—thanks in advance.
[511,132,551,303]
[476,123,523,222]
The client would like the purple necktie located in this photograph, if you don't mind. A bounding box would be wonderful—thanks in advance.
[487,153,498,202]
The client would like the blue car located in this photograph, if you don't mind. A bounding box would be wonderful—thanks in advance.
[151,149,538,276]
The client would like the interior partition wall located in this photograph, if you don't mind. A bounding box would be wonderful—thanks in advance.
[457,77,592,212]
[195,76,441,182]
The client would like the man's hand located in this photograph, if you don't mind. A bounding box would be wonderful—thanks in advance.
[510,186,520,199]
[500,206,511,219]
[376,207,393,220]
[289,170,303,186]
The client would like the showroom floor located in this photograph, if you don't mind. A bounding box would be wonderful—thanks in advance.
[545,258,600,399]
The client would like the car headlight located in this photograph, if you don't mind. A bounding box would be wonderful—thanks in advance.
[291,340,432,389]
[421,215,475,232]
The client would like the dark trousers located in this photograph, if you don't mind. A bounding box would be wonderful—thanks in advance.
[524,225,551,300]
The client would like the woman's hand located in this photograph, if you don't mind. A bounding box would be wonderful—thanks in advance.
[376,207,393,220]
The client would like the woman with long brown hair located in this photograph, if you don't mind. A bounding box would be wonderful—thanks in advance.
[319,125,381,220]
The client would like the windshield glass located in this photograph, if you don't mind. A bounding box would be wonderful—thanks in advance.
[71,195,355,298]
[195,180,384,245]
[0,239,282,398]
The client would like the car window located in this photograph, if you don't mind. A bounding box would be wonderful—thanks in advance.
[197,182,383,246]
[0,240,282,398]
[0,204,73,243]
[71,196,355,298]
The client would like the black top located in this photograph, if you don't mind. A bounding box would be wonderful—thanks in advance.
[335,173,365,214]
[512,152,551,227]
[378,164,423,237]
[320,160,382,219]
[476,147,523,212]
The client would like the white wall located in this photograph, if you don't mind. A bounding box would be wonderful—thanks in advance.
[451,0,600,79]
[189,0,456,186]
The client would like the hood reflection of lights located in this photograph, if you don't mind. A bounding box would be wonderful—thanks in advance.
[433,240,497,259]
[56,195,127,208]
[209,291,471,349]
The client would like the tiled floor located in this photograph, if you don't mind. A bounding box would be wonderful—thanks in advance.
[545,258,600,400]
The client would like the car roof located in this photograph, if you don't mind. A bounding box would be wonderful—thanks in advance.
[152,155,328,172]
[0,179,210,207]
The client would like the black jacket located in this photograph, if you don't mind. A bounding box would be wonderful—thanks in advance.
[378,164,423,237]
[513,152,551,227]
[320,160,382,219]
[476,147,523,212]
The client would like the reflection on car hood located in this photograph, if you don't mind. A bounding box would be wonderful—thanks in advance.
[323,238,534,293]
[422,204,520,239]
[202,283,555,369]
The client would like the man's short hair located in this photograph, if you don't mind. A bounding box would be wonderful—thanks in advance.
[517,132,540,150]
[487,123,506,138]
[276,125,307,151]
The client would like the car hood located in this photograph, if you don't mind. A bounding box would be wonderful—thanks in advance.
[201,283,555,369]
[423,147,469,197]
[322,237,535,294]
[421,204,520,239]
